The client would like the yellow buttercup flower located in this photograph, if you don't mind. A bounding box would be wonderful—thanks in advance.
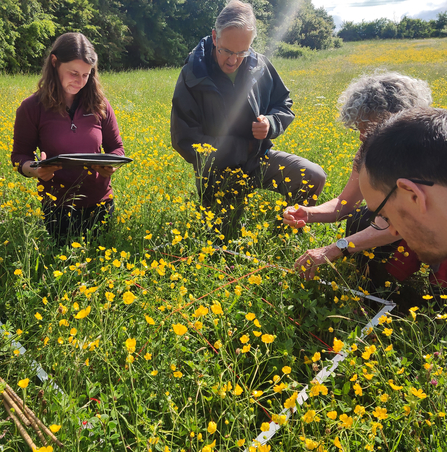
[233,385,243,395]
[18,378,29,389]
[410,387,427,399]
[333,337,344,353]
[173,324,188,335]
[388,380,403,391]
[284,392,298,409]
[193,305,208,318]
[49,424,61,433]
[74,306,91,319]
[211,304,223,315]
[339,413,353,428]
[334,436,343,450]
[122,291,136,305]
[302,409,316,423]
[373,407,388,420]
[261,334,274,344]
[272,414,287,425]
[125,338,136,354]
[145,315,155,325]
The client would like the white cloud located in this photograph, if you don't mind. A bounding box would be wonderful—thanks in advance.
[313,0,447,28]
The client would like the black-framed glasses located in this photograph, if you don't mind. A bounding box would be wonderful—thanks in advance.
[217,47,251,58]
[369,179,434,231]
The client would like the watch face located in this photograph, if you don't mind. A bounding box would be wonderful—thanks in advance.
[336,238,348,249]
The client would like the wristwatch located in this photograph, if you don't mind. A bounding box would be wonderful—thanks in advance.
[336,238,351,258]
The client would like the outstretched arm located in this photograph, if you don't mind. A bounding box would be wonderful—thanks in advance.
[284,167,363,228]
[295,226,401,280]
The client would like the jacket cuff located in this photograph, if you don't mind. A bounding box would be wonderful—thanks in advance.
[266,116,275,139]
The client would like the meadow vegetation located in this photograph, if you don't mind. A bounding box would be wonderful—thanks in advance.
[1,39,447,451]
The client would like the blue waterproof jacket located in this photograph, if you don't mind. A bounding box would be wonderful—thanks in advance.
[171,36,295,176]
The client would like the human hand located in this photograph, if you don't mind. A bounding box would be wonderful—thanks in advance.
[91,165,116,178]
[295,244,342,280]
[283,205,309,228]
[34,152,62,181]
[252,115,270,139]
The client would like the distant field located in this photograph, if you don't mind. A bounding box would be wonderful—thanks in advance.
[1,39,447,451]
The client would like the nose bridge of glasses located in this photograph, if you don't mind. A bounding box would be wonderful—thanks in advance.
[227,50,239,60]
[219,48,248,58]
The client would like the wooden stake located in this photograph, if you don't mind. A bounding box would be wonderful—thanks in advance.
[1,377,64,447]
[21,406,64,448]
[5,391,64,447]
[25,408,48,447]
[1,390,31,426]
[3,398,37,451]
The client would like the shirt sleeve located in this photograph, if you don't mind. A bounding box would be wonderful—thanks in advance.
[101,99,125,156]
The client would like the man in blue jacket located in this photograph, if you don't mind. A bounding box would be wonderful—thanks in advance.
[171,0,326,238]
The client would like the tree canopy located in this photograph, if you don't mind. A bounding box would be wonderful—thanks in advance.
[0,0,343,72]
[338,13,447,42]
[3,0,446,73]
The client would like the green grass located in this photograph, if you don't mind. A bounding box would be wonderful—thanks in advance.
[1,40,447,451]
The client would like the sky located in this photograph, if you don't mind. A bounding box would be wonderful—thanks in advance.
[312,0,447,29]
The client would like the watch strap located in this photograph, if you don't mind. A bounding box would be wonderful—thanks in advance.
[336,240,351,258]
[340,247,350,258]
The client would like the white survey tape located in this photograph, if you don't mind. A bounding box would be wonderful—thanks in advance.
[0,320,64,394]
[245,299,396,449]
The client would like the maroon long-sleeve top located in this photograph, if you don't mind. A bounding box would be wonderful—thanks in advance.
[11,94,124,208]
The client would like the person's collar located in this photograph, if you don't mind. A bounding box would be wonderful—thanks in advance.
[191,36,213,79]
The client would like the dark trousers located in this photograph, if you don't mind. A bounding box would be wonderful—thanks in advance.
[43,200,114,245]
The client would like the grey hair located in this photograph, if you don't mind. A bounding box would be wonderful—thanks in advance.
[338,71,432,130]
[214,0,257,41]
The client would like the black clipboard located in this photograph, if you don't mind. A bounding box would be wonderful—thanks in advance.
[30,153,133,169]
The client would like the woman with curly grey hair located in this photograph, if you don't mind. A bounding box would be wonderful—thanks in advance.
[283,71,432,283]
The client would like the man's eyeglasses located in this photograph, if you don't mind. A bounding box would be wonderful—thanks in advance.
[369,179,434,231]
[217,47,251,58]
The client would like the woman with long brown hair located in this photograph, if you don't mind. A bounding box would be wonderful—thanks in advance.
[11,32,125,244]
